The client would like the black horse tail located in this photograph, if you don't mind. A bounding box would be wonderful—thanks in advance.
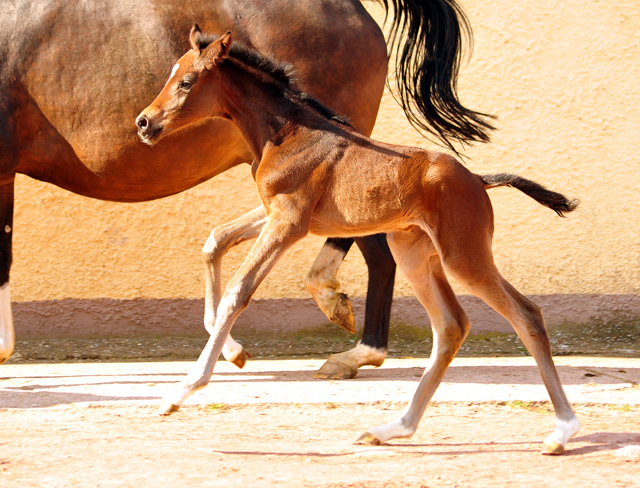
[376,0,495,152]
[480,173,579,217]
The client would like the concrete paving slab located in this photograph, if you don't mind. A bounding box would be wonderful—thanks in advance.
[0,357,638,410]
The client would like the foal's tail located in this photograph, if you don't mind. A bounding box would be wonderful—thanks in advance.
[479,173,579,217]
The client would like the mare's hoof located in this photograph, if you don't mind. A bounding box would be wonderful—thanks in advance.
[356,432,382,446]
[158,402,181,416]
[229,349,252,369]
[541,441,565,455]
[329,293,356,334]
[314,357,358,380]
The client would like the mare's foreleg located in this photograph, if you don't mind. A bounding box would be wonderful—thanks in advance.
[0,177,14,363]
[314,234,395,379]
[358,227,470,444]
[202,206,268,368]
[305,238,356,333]
[160,216,305,414]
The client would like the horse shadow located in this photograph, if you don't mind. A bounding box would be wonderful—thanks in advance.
[565,432,640,455]
[1,363,637,410]
[0,389,160,409]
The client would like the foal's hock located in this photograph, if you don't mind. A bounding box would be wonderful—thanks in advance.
[137,27,580,455]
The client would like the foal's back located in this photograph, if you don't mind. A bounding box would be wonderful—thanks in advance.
[271,124,489,239]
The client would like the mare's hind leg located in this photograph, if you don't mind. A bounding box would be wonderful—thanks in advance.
[314,234,395,379]
[358,227,470,444]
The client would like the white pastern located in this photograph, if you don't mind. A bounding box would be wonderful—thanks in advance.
[0,282,14,364]
[348,343,386,368]
[170,63,180,79]
[162,357,212,408]
[543,416,580,452]
[222,335,244,362]
[162,380,192,409]
[366,418,416,444]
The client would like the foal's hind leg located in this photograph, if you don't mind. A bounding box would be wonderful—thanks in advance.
[449,267,579,454]
[426,186,579,454]
[358,227,470,444]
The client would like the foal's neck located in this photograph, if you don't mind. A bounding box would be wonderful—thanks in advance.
[218,60,330,161]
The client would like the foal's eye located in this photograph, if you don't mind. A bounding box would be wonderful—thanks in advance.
[178,80,192,91]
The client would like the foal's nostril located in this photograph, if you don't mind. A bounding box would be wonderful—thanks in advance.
[137,116,149,131]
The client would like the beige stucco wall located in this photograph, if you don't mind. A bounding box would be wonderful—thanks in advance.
[11,1,640,337]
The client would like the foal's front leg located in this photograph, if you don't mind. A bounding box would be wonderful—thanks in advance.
[160,217,307,415]
[202,206,268,368]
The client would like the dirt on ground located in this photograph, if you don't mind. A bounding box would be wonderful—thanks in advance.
[3,315,640,487]
[1,402,639,487]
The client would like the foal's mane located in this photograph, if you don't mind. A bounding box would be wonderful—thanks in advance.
[193,32,351,126]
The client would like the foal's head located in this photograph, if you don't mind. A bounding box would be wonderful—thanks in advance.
[136,24,231,145]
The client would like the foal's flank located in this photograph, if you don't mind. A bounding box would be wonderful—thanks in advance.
[137,26,580,454]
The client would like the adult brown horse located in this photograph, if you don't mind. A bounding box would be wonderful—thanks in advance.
[0,0,493,371]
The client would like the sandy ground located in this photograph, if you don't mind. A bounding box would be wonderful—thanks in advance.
[1,357,640,487]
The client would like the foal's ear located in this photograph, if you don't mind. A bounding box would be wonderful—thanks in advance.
[189,23,203,51]
[200,31,232,70]
[218,31,232,58]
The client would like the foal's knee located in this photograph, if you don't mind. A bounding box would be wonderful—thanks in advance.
[202,227,227,265]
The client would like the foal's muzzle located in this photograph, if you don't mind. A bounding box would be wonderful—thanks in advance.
[136,115,150,131]
[135,113,163,145]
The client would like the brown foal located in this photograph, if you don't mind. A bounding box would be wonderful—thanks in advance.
[137,27,580,454]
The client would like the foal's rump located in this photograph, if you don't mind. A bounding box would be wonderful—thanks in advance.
[410,155,579,274]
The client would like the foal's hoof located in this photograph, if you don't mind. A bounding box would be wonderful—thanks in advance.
[356,432,382,446]
[158,402,181,416]
[541,417,579,455]
[541,441,565,456]
[314,357,358,380]
[329,293,356,334]
[229,349,252,369]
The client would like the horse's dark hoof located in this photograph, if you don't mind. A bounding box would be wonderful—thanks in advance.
[356,432,382,445]
[229,349,251,369]
[541,441,565,455]
[313,357,358,380]
[329,292,356,334]
[158,402,180,416]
